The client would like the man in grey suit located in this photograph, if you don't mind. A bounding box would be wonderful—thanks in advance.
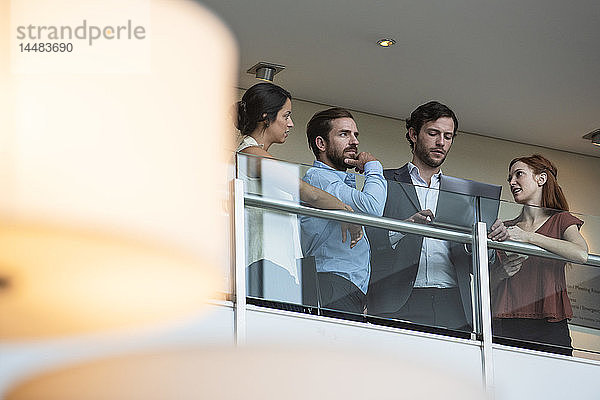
[365,101,507,331]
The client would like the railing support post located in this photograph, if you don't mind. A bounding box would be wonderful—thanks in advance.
[233,178,246,346]
[474,221,495,398]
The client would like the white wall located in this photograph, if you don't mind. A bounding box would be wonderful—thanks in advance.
[235,89,600,254]
[235,89,600,220]
[4,302,599,399]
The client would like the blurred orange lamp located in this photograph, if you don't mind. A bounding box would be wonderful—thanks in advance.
[0,0,237,339]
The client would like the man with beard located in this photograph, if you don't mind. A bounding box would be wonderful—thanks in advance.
[300,107,387,317]
[366,101,507,332]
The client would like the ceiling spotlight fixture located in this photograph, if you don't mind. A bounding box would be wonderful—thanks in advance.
[377,38,396,47]
[247,62,285,82]
[582,129,600,147]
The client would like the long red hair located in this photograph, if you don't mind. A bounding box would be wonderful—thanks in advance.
[509,154,569,211]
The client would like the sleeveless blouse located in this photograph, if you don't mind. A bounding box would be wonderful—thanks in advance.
[492,211,583,322]
[236,136,303,283]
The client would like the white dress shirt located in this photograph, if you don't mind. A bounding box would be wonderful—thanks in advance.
[389,163,457,288]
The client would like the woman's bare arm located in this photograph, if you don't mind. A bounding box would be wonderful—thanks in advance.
[239,147,350,211]
[238,147,362,246]
[507,225,588,263]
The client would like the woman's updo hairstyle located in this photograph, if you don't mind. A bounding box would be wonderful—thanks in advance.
[235,82,291,136]
[509,154,569,211]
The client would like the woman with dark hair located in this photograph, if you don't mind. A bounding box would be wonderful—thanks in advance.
[235,83,360,302]
[236,83,356,212]
[491,154,588,355]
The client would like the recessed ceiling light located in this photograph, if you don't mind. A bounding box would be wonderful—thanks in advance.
[377,38,396,47]
[582,129,600,147]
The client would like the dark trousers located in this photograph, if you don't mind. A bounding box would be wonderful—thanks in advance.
[492,318,573,356]
[317,272,366,317]
[379,287,470,331]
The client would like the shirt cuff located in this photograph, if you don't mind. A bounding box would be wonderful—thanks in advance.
[364,160,383,174]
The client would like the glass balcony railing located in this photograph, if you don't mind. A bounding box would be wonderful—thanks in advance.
[235,153,600,359]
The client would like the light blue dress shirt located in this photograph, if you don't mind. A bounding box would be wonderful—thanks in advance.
[300,160,387,294]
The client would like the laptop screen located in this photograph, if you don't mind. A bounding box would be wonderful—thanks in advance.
[433,175,502,231]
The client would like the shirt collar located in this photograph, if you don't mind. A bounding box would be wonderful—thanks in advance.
[313,160,356,185]
[407,162,442,186]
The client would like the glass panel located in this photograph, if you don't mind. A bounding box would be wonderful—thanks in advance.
[236,152,302,200]
[364,179,479,337]
[236,154,488,336]
[562,208,599,360]
[237,153,313,312]
[244,207,305,306]
[235,153,600,353]
[491,200,600,359]
[568,261,600,359]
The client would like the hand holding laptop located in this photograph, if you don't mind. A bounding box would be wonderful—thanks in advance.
[406,209,434,224]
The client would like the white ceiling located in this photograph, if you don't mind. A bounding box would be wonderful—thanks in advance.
[200,0,600,157]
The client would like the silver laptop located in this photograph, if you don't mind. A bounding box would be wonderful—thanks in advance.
[433,175,502,232]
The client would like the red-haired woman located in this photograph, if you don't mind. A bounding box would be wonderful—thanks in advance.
[491,154,588,355]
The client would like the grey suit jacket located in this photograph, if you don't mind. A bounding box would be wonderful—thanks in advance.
[365,164,473,325]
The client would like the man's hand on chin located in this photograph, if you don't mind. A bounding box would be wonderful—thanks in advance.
[344,152,377,173]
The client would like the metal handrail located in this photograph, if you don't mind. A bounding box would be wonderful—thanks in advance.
[244,193,600,267]
[245,194,472,244]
